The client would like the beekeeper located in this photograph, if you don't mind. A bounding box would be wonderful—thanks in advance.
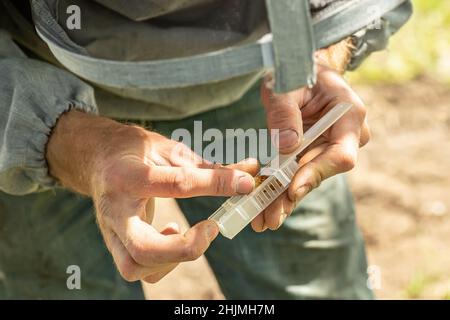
[0,0,412,299]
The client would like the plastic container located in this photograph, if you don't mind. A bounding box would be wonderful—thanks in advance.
[209,102,353,239]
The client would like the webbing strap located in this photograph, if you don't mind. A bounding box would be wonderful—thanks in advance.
[265,0,316,92]
[31,0,408,92]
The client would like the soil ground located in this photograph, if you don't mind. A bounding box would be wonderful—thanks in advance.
[144,78,450,300]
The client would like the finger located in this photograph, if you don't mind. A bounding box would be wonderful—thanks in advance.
[360,120,370,147]
[166,141,211,168]
[261,81,303,154]
[327,101,367,150]
[225,158,260,176]
[96,197,176,281]
[118,217,219,266]
[288,137,359,203]
[142,263,178,284]
[108,231,142,281]
[143,222,180,284]
[263,192,295,230]
[167,143,261,172]
[135,165,255,198]
[287,108,363,203]
[108,231,173,282]
[297,140,328,167]
[199,157,260,174]
[251,212,266,233]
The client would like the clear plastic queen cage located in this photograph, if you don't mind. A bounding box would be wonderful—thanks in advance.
[209,103,353,239]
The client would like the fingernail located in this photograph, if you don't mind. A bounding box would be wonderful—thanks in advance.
[278,129,299,150]
[236,176,254,194]
[243,157,259,165]
[278,214,288,228]
[295,186,309,203]
[206,222,219,241]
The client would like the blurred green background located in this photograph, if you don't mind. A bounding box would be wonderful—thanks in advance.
[348,0,450,85]
[346,0,450,300]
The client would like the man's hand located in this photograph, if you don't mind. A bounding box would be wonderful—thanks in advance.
[46,111,258,282]
[256,65,370,231]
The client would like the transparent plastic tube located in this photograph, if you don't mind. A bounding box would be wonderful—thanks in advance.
[209,102,353,239]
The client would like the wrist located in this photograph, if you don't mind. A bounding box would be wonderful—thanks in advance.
[315,37,354,74]
[46,110,125,196]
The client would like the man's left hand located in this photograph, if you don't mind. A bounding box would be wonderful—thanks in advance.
[255,65,370,231]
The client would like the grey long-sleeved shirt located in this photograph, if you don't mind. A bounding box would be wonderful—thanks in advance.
[0,0,413,195]
[0,29,97,194]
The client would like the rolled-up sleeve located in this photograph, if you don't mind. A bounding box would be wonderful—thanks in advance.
[0,30,98,195]
[348,0,413,70]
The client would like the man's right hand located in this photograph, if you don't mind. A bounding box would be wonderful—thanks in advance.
[46,110,258,283]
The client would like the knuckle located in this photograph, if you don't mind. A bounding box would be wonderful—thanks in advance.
[127,241,148,265]
[101,162,148,196]
[171,142,191,161]
[338,152,357,172]
[214,173,229,195]
[302,181,319,195]
[135,165,155,191]
[302,164,322,190]
[305,180,319,193]
[123,124,149,140]
[360,127,371,147]
[144,274,163,284]
[181,243,202,261]
[171,169,192,194]
[266,103,297,128]
[101,163,125,192]
[354,102,367,119]
[117,256,139,282]
[346,94,366,118]
[337,87,366,119]
[140,164,153,181]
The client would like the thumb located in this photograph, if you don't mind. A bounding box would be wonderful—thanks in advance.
[160,220,219,262]
[185,220,220,247]
[261,80,303,154]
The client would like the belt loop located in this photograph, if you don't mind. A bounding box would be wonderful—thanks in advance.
[265,0,316,93]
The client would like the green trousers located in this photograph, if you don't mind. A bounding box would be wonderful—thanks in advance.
[0,84,373,299]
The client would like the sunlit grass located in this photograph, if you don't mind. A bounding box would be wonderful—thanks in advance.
[404,270,443,299]
[405,272,432,299]
[348,0,450,85]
